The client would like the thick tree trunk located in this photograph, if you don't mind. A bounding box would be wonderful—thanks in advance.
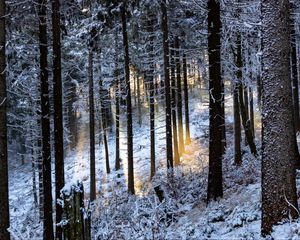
[0,0,10,238]
[290,4,300,133]
[207,0,223,202]
[52,0,64,237]
[121,5,135,194]
[170,44,180,166]
[183,54,191,145]
[175,37,184,157]
[88,50,96,201]
[261,1,299,235]
[161,0,173,169]
[38,0,54,238]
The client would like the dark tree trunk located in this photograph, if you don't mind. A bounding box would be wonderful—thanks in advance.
[103,127,110,174]
[115,77,120,171]
[88,50,96,201]
[290,3,300,133]
[38,0,54,238]
[221,79,226,153]
[121,5,134,194]
[0,0,10,238]
[183,54,191,145]
[170,43,179,166]
[52,0,64,237]
[249,86,255,137]
[37,125,44,220]
[161,0,173,169]
[99,61,110,174]
[243,83,249,146]
[175,37,184,157]
[233,82,242,165]
[146,13,156,178]
[261,1,299,235]
[207,0,223,202]
[114,29,120,171]
[137,70,142,126]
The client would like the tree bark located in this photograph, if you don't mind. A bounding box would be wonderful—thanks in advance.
[0,0,10,238]
[261,1,299,235]
[38,0,54,238]
[88,50,96,201]
[170,43,179,166]
[249,86,255,137]
[207,0,223,202]
[161,0,173,169]
[175,36,184,157]
[146,12,156,178]
[114,29,120,171]
[99,59,110,174]
[183,54,191,145]
[51,0,64,237]
[290,3,300,133]
[233,82,241,165]
[121,5,135,194]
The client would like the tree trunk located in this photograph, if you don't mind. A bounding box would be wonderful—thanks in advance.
[52,0,64,237]
[290,3,300,133]
[170,43,179,166]
[233,82,241,165]
[261,1,299,235]
[99,60,110,174]
[175,36,184,157]
[38,0,54,238]
[236,34,257,156]
[249,86,255,137]
[183,54,191,145]
[121,5,135,194]
[161,0,173,169]
[114,29,120,171]
[207,0,223,202]
[88,50,96,201]
[146,13,156,179]
[0,0,10,238]
[243,83,249,146]
[115,76,120,171]
[30,126,38,207]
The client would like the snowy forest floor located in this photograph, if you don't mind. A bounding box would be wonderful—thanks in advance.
[7,88,300,239]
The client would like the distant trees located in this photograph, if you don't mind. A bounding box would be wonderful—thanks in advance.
[0,0,10,239]
[261,0,299,235]
[5,0,300,238]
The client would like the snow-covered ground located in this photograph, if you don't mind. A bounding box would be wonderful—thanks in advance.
[7,88,300,239]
